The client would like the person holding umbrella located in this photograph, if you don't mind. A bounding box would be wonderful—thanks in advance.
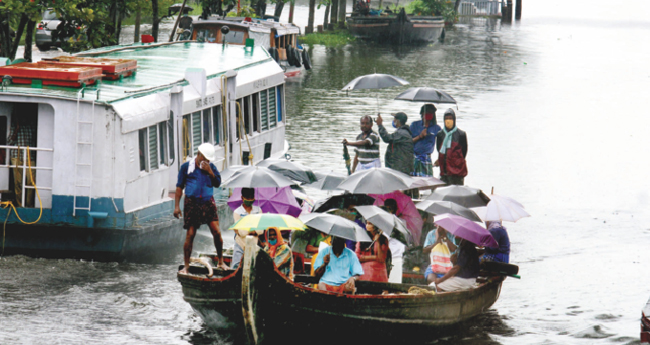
[314,236,365,294]
[435,109,468,185]
[231,188,262,270]
[376,112,414,175]
[481,221,511,264]
[263,227,294,280]
[342,115,381,173]
[411,104,441,177]
[355,222,389,282]
[430,237,480,292]
[174,143,227,274]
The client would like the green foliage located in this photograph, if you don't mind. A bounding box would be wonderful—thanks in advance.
[225,5,257,17]
[300,30,355,47]
[406,0,456,22]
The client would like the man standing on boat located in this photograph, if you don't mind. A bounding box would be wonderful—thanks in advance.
[411,104,441,177]
[174,143,228,274]
[435,109,468,185]
[342,115,381,172]
[376,112,414,175]
[231,188,262,269]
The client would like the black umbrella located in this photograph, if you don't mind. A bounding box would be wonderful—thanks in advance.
[415,200,483,222]
[257,158,317,184]
[312,194,375,213]
[425,185,490,208]
[299,213,372,242]
[394,87,457,104]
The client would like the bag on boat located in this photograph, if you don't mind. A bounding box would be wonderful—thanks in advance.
[430,242,452,274]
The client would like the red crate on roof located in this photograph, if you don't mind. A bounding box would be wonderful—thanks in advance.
[0,62,104,87]
[38,56,137,80]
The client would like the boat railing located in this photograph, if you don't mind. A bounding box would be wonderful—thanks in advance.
[0,145,54,208]
[458,0,502,16]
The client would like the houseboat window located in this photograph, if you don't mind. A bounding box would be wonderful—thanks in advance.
[243,95,251,135]
[158,122,167,166]
[268,86,277,128]
[260,90,269,131]
[223,30,245,45]
[195,29,212,43]
[138,128,148,171]
[277,85,284,123]
[168,111,175,162]
[182,115,192,160]
[149,125,159,170]
[235,98,242,139]
[212,106,221,145]
[252,93,260,133]
[192,111,201,155]
[202,108,212,143]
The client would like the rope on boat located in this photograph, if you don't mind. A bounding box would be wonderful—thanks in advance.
[190,257,214,277]
[407,286,437,295]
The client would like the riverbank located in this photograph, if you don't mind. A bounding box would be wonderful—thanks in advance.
[300,29,356,46]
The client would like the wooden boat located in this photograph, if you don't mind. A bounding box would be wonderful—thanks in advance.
[240,237,505,344]
[643,295,650,343]
[346,8,445,44]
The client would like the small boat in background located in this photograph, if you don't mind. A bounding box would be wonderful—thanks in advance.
[643,295,650,343]
[346,8,445,44]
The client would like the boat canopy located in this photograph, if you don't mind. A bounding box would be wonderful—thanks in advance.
[112,92,170,133]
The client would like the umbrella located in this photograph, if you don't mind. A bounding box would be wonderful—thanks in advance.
[409,176,446,190]
[299,213,372,242]
[425,185,490,208]
[220,165,249,182]
[433,213,498,248]
[369,191,424,245]
[474,194,530,222]
[416,200,482,222]
[341,73,409,91]
[227,187,302,217]
[304,170,347,190]
[312,193,375,213]
[394,87,457,104]
[229,213,306,232]
[336,167,416,194]
[221,166,295,188]
[292,190,315,214]
[354,205,411,244]
[342,73,410,112]
[256,158,317,184]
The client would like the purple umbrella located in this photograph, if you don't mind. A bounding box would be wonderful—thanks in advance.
[433,213,498,248]
[228,186,302,217]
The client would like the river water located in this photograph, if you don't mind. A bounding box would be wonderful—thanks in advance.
[3,0,650,344]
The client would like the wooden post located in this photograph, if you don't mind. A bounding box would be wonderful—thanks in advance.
[338,0,347,28]
[306,0,316,34]
[507,0,513,22]
[323,4,330,30]
[515,0,522,20]
[169,0,188,42]
[317,25,323,33]
[134,9,141,43]
[289,0,295,23]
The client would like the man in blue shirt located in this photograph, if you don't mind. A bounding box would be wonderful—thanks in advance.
[174,143,227,274]
[314,236,364,294]
[410,104,441,177]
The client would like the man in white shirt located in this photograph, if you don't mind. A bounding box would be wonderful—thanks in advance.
[385,198,406,283]
[231,188,262,269]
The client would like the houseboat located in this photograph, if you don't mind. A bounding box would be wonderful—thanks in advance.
[0,41,289,262]
[178,16,311,78]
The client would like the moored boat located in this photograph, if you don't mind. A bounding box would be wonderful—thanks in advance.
[241,236,505,344]
[346,8,445,44]
[0,41,290,262]
[643,295,650,343]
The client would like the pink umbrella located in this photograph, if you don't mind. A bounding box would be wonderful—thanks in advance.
[369,190,424,245]
[228,187,302,217]
[433,213,498,248]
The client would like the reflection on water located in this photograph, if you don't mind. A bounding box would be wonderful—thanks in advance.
[3,2,650,344]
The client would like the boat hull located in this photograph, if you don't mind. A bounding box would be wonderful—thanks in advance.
[346,16,445,44]
[241,240,503,344]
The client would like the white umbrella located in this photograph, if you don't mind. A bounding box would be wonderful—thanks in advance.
[473,194,530,222]
[336,167,415,194]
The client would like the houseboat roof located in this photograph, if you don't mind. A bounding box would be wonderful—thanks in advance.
[199,17,301,35]
[0,42,274,104]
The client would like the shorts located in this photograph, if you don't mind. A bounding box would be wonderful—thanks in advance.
[183,197,219,230]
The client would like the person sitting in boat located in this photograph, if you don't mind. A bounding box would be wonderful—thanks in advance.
[174,143,227,274]
[481,221,510,264]
[355,222,389,282]
[430,237,480,292]
[231,188,262,270]
[314,236,364,294]
[423,226,457,284]
[263,227,294,280]
[411,104,441,178]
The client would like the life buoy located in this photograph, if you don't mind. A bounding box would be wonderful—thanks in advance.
[301,49,311,70]
[268,47,279,63]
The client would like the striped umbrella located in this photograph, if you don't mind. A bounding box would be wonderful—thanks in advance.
[228,213,307,232]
